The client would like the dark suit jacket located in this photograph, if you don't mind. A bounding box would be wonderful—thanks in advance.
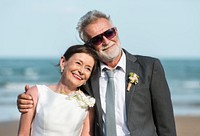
[83,49,176,136]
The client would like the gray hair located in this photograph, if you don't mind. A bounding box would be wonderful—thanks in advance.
[76,10,112,42]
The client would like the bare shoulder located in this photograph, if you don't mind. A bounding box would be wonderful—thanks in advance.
[26,85,38,102]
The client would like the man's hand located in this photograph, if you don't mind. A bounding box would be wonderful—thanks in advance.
[17,85,34,113]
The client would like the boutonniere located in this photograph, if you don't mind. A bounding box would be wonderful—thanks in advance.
[66,90,95,109]
[127,72,139,91]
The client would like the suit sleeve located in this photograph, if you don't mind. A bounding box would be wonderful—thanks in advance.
[150,59,177,136]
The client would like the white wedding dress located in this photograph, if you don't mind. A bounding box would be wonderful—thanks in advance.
[31,85,88,136]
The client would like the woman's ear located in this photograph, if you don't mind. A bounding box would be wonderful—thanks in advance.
[60,56,65,73]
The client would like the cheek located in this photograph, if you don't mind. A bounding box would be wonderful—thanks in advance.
[112,35,119,43]
[67,64,77,70]
[85,72,92,80]
[93,45,101,52]
[63,65,74,77]
[113,38,119,45]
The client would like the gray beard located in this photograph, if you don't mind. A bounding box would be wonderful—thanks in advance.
[97,46,122,63]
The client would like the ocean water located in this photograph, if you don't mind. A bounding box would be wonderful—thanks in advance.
[162,59,200,116]
[0,58,200,122]
[0,58,60,122]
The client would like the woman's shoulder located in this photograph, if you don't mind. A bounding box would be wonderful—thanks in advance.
[25,85,39,106]
[26,85,38,95]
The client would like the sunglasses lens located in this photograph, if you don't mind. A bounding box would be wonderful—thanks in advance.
[104,28,116,40]
[88,27,116,46]
[90,35,103,46]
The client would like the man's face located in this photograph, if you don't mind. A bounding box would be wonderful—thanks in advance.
[84,18,122,64]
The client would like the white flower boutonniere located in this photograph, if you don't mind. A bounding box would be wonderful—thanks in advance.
[127,72,139,91]
[66,90,95,109]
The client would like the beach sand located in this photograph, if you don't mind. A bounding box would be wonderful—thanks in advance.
[1,116,200,136]
[175,116,200,136]
[0,120,19,136]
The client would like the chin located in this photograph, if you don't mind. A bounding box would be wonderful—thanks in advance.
[100,49,121,62]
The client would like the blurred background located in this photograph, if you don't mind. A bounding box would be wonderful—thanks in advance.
[0,1,200,135]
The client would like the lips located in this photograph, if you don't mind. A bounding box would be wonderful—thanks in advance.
[72,73,83,80]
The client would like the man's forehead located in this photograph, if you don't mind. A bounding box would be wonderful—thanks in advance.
[85,19,113,36]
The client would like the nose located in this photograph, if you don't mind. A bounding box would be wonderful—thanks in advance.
[102,36,110,46]
[78,67,84,75]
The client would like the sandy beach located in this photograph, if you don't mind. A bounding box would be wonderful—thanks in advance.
[0,120,19,136]
[175,116,200,136]
[1,116,200,136]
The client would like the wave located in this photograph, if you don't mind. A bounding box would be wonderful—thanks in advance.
[174,106,200,116]
[0,82,55,92]
[183,80,200,89]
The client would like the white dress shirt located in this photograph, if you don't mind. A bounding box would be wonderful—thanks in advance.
[99,51,130,136]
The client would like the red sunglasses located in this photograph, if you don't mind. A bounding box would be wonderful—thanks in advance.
[87,27,117,46]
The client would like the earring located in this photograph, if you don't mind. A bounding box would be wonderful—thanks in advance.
[61,68,64,73]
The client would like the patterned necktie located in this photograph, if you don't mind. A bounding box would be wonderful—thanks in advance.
[105,69,117,136]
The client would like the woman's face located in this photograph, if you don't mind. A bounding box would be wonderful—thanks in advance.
[60,53,95,89]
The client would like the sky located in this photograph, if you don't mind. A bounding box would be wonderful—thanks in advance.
[0,0,200,59]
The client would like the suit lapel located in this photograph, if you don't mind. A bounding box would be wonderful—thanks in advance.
[90,64,104,128]
[124,50,139,114]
